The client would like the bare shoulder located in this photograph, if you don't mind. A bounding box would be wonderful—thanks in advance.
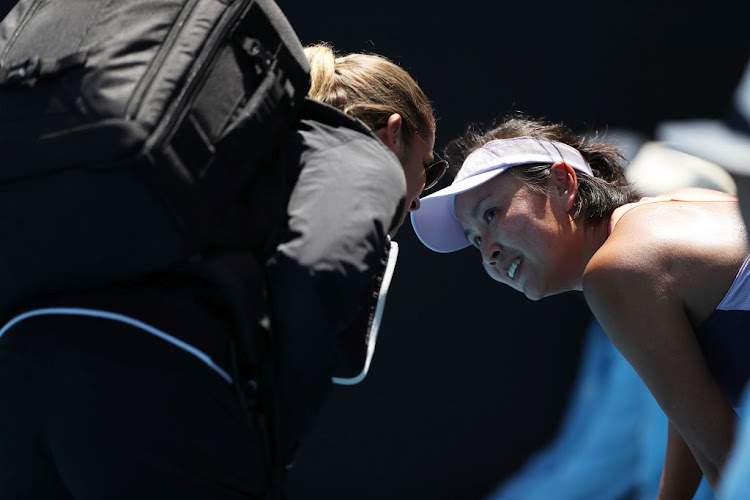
[608,191,746,258]
[586,195,745,291]
[588,196,747,326]
[582,211,686,344]
[584,218,664,290]
[583,231,665,317]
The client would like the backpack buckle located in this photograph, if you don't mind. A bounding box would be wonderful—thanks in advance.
[0,56,40,86]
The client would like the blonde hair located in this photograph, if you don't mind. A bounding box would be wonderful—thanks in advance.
[304,43,436,144]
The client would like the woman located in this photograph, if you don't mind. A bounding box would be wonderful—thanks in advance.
[411,116,749,498]
[302,44,447,227]
[263,42,447,473]
[0,40,445,500]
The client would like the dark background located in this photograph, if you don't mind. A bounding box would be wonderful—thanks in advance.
[1,0,745,498]
[278,1,749,499]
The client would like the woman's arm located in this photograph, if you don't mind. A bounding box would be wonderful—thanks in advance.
[659,421,703,499]
[583,246,736,490]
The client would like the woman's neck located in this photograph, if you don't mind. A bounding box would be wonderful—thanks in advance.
[574,217,612,291]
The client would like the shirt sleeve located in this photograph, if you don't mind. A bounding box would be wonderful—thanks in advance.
[264,131,406,453]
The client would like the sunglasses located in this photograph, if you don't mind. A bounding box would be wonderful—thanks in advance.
[416,134,449,190]
[424,157,448,191]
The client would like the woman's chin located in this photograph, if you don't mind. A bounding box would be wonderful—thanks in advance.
[520,281,544,301]
[524,290,543,301]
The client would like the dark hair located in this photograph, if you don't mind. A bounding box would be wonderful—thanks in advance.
[444,114,641,225]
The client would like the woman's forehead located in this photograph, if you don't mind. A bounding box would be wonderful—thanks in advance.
[458,171,516,201]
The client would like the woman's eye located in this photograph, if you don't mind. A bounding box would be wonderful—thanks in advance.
[472,235,482,248]
[483,208,497,223]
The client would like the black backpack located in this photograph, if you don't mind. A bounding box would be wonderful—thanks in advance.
[0,0,310,315]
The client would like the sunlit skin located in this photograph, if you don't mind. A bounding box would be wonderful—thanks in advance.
[375,112,435,234]
[585,188,746,495]
[457,158,749,494]
[453,163,609,300]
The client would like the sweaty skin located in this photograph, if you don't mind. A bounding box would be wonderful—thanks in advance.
[454,164,605,301]
[585,188,746,492]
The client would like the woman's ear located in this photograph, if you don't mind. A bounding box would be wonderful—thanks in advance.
[550,162,578,213]
[374,113,403,154]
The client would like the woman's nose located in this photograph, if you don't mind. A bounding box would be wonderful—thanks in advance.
[409,197,421,212]
[482,241,502,266]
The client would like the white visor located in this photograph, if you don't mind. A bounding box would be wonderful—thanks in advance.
[410,136,593,253]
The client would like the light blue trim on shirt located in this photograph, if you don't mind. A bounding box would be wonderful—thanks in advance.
[717,253,750,312]
[0,307,232,383]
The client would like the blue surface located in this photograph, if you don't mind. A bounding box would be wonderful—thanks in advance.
[487,321,714,500]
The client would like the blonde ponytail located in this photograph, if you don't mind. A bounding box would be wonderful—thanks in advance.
[304,44,336,102]
[303,42,436,143]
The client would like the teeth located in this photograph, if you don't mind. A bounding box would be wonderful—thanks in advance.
[508,259,520,279]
